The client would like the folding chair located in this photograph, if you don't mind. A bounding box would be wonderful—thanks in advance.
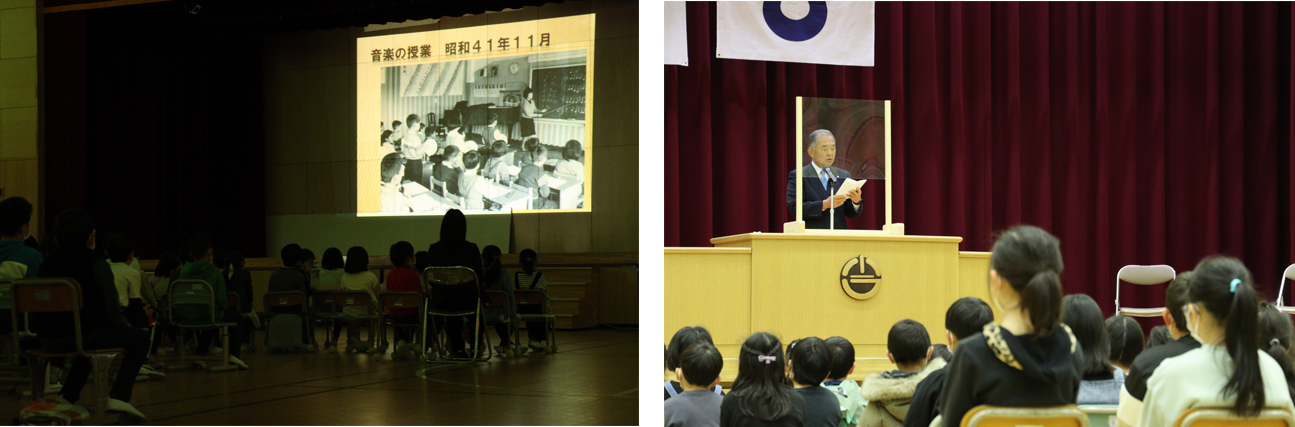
[0,278,36,392]
[1114,265,1176,317]
[422,266,489,363]
[1174,408,1295,427]
[167,279,237,372]
[312,291,336,349]
[515,289,557,353]
[378,291,424,360]
[960,405,1089,427]
[332,291,380,354]
[1274,264,1295,314]
[482,290,518,357]
[262,291,309,352]
[11,278,120,417]
[226,292,255,353]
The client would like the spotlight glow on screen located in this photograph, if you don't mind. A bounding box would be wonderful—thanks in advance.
[356,14,594,216]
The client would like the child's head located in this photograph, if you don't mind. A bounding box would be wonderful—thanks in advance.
[154,251,181,278]
[441,145,460,165]
[343,246,369,274]
[1164,270,1195,335]
[666,326,714,371]
[462,150,482,171]
[563,140,582,161]
[321,247,344,270]
[786,337,830,386]
[414,251,430,270]
[1105,314,1144,370]
[389,241,415,268]
[823,336,855,381]
[532,144,548,164]
[1258,301,1295,400]
[678,341,723,390]
[188,233,213,262]
[989,225,1064,337]
[105,232,134,264]
[732,332,794,421]
[381,153,404,184]
[406,113,422,132]
[1062,294,1114,377]
[519,248,538,273]
[945,297,993,350]
[887,319,931,372]
[523,136,540,152]
[0,196,33,239]
[1145,324,1172,349]
[1188,255,1261,416]
[300,248,316,269]
[392,120,404,133]
[280,243,302,268]
[490,141,507,159]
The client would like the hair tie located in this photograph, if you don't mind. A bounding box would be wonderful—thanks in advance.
[1230,278,1241,293]
[1272,338,1283,348]
[757,355,777,364]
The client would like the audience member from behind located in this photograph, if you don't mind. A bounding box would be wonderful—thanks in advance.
[317,247,345,291]
[788,337,842,427]
[35,209,150,419]
[480,245,518,356]
[938,225,1082,427]
[665,341,725,427]
[859,320,940,427]
[384,241,424,359]
[268,243,314,350]
[666,326,723,399]
[822,337,866,427]
[1138,256,1295,426]
[555,139,585,182]
[515,248,552,353]
[1116,271,1200,426]
[0,196,42,279]
[721,332,806,427]
[1260,301,1295,404]
[1144,325,1172,349]
[1062,294,1124,404]
[426,209,483,358]
[338,246,380,354]
[177,234,249,369]
[1105,315,1143,374]
[223,251,256,348]
[903,297,994,427]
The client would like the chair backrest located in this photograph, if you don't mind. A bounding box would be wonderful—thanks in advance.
[379,291,423,312]
[264,291,305,308]
[0,278,12,310]
[312,290,334,311]
[515,289,545,306]
[431,179,446,198]
[1115,265,1176,312]
[332,291,372,309]
[168,279,217,327]
[1174,408,1295,427]
[1277,264,1295,306]
[422,266,479,311]
[227,292,240,309]
[961,405,1089,427]
[482,290,508,308]
[423,266,478,287]
[11,278,85,355]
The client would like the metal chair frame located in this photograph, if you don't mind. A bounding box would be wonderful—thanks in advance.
[166,279,236,372]
[12,278,121,417]
[1174,408,1295,427]
[311,290,336,348]
[1273,264,1295,315]
[1114,265,1177,317]
[378,291,425,358]
[332,291,380,352]
[262,291,311,351]
[482,290,518,356]
[961,405,1089,427]
[515,289,557,353]
[421,266,489,363]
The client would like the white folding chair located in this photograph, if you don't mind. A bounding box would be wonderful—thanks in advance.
[1274,264,1295,314]
[1115,265,1176,317]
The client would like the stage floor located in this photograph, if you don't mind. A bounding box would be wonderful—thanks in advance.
[2,328,638,425]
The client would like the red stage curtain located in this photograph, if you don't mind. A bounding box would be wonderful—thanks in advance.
[665,2,1294,311]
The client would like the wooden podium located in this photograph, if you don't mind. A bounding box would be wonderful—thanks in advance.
[664,233,998,383]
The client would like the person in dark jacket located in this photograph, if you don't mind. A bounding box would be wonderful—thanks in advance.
[903,297,993,427]
[34,209,150,420]
[937,226,1083,427]
[426,209,483,358]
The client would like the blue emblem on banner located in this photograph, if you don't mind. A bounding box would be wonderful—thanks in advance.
[762,1,828,42]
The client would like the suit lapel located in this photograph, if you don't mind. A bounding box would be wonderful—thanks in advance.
[803,165,827,199]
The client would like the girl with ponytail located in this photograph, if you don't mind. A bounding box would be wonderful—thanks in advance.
[1259,302,1295,404]
[939,225,1083,426]
[1139,256,1295,426]
[721,332,807,427]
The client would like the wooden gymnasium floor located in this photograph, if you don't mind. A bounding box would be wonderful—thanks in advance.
[0,328,639,425]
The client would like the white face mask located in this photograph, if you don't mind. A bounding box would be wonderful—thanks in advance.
[1183,303,1204,343]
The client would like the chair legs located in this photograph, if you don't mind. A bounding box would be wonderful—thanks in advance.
[89,354,115,417]
[209,327,236,373]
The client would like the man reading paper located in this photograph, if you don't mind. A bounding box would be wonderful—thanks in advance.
[786,129,864,229]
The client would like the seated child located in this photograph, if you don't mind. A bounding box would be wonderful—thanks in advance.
[1105,314,1143,374]
[514,145,554,208]
[380,153,408,213]
[859,320,942,427]
[1062,294,1124,404]
[665,341,725,427]
[336,246,380,354]
[788,337,843,427]
[666,326,724,399]
[384,241,423,360]
[903,297,993,427]
[514,249,552,354]
[822,336,867,427]
[721,332,806,427]
[483,140,512,183]
[458,151,488,210]
[433,145,462,196]
[480,245,518,355]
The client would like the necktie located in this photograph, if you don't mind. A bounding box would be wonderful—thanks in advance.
[821,169,830,191]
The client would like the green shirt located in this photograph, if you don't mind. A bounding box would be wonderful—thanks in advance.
[176,261,227,324]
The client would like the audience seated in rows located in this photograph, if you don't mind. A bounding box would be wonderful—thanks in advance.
[788,337,842,427]
[822,337,866,427]
[176,234,248,370]
[858,319,943,427]
[903,297,994,427]
[666,326,723,399]
[665,341,724,427]
[1063,294,1124,404]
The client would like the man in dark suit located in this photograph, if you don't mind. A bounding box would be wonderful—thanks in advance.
[786,129,863,229]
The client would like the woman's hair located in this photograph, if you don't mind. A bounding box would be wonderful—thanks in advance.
[1145,325,1173,349]
[154,251,181,278]
[1191,255,1262,416]
[1105,315,1144,367]
[1062,294,1115,377]
[522,137,539,153]
[343,246,369,274]
[481,245,503,284]
[519,248,538,274]
[666,326,714,370]
[562,140,582,161]
[389,241,414,268]
[223,251,244,282]
[321,247,344,270]
[787,337,831,385]
[731,332,794,421]
[523,88,533,98]
[1259,301,1295,404]
[439,209,467,243]
[989,225,1064,337]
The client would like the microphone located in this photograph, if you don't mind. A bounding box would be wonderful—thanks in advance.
[824,167,837,189]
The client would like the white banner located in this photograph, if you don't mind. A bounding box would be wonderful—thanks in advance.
[664,1,689,66]
[716,1,875,67]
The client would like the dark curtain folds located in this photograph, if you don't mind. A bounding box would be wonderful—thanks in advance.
[665,2,1294,313]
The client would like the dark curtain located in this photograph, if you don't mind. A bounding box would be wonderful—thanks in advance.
[665,2,1294,313]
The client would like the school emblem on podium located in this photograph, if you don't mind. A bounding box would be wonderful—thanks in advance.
[840,256,881,300]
